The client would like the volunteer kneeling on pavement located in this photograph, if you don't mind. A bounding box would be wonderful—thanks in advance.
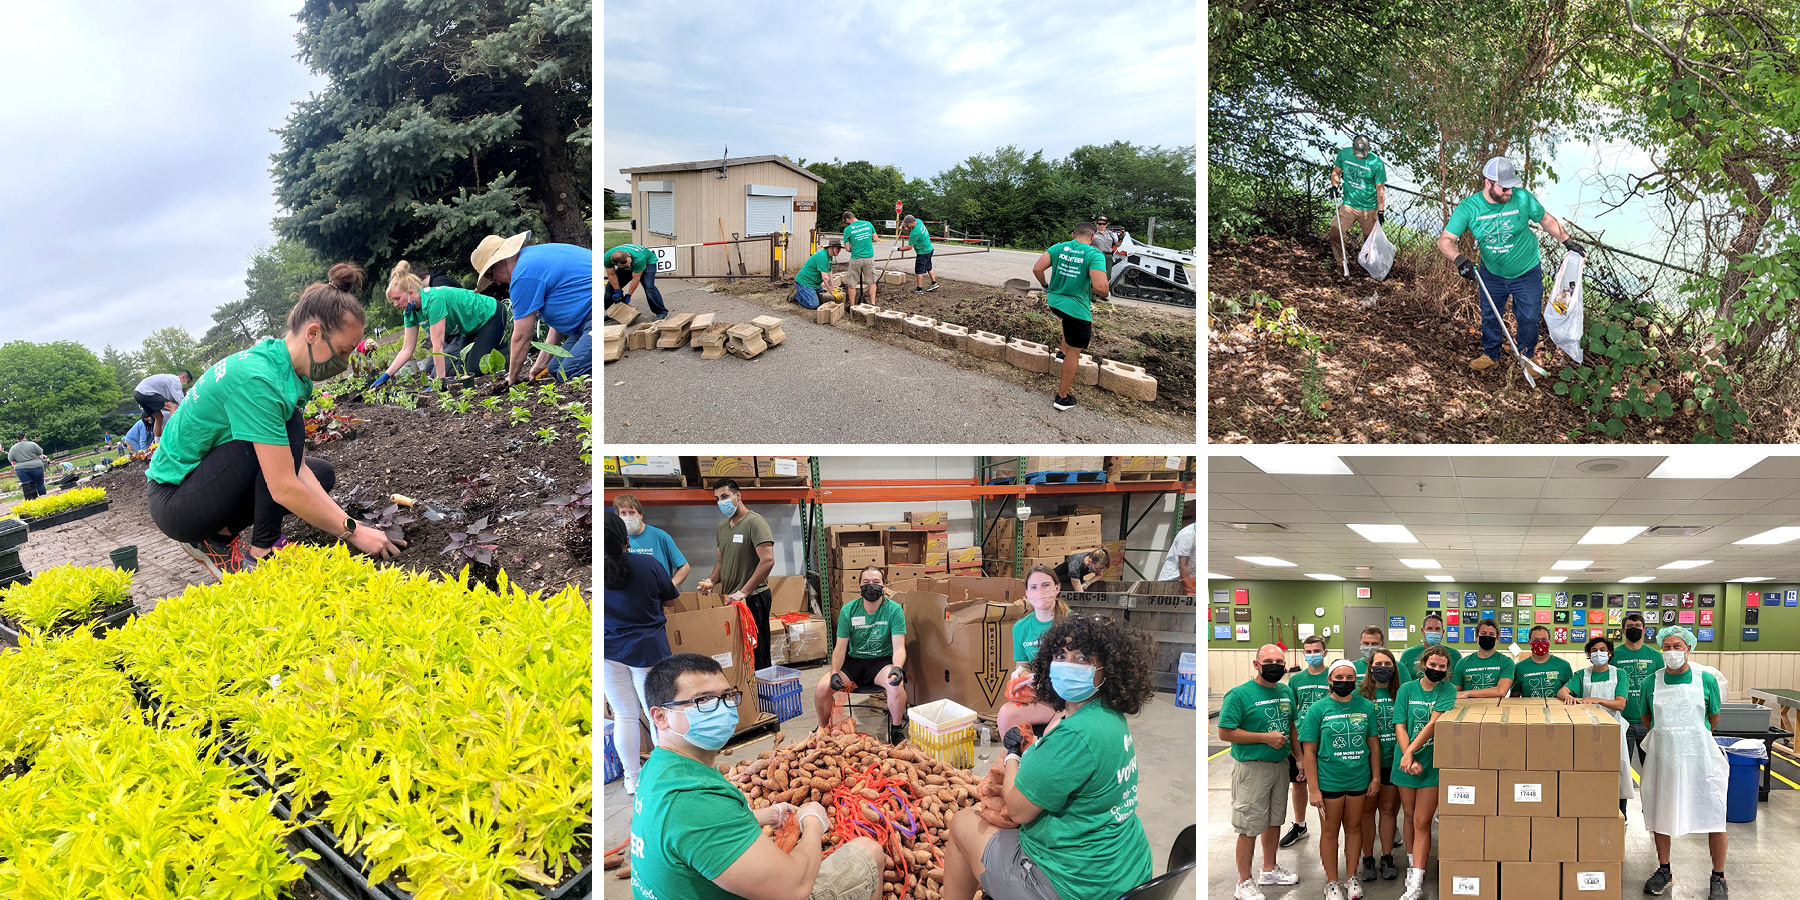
[146,264,404,578]
[940,615,1154,900]
[812,566,909,745]
[631,653,887,900]
[1639,625,1731,899]
[1329,135,1387,273]
[371,260,508,390]
[792,240,845,310]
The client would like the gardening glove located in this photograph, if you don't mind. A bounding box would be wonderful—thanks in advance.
[439,377,454,392]
[831,671,853,692]
[1563,238,1586,257]
[1002,727,1027,756]
[1328,184,1341,200]
[1455,254,1477,280]
[886,668,904,687]
[367,372,390,388]
[1377,211,1386,225]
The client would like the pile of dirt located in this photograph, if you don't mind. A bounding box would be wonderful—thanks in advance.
[1207,235,1721,443]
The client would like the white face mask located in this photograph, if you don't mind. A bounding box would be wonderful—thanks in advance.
[1663,649,1687,669]
[621,515,645,535]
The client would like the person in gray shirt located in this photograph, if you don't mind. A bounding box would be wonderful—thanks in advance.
[1091,216,1118,263]
[7,434,47,501]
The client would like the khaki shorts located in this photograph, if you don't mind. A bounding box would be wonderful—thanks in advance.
[1232,758,1289,836]
[847,257,877,288]
[810,839,882,900]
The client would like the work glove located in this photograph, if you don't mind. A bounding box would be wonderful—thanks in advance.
[439,377,454,392]
[1377,211,1386,225]
[1002,727,1026,756]
[830,671,852,692]
[887,668,904,687]
[367,372,390,389]
[1455,254,1477,281]
[1563,238,1586,257]
[1328,184,1341,200]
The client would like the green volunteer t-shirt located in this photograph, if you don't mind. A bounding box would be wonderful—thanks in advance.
[1453,651,1516,693]
[1512,655,1574,698]
[402,285,496,337]
[843,219,876,258]
[1370,688,1400,765]
[1612,643,1664,723]
[716,510,774,596]
[796,247,833,289]
[1399,642,1462,681]
[1300,693,1380,792]
[1289,668,1332,722]
[1394,679,1456,768]
[1043,240,1108,322]
[616,243,655,274]
[907,220,933,254]
[147,338,311,486]
[1443,186,1549,279]
[1015,700,1152,899]
[1641,666,1722,727]
[1332,148,1387,212]
[836,597,907,660]
[1218,680,1295,764]
[629,748,764,900]
[1013,613,1056,664]
[1567,667,1629,705]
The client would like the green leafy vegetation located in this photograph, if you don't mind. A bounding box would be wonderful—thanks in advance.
[12,486,106,520]
[0,564,132,631]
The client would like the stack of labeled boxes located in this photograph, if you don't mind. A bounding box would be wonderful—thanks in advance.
[1435,698,1626,899]
[982,513,1104,578]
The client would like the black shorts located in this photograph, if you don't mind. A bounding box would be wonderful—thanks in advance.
[1052,308,1092,349]
[914,252,933,274]
[1380,763,1397,787]
[134,390,170,420]
[842,655,896,689]
[1289,755,1301,784]
[1321,788,1367,800]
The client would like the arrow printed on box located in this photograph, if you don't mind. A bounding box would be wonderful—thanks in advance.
[976,619,1003,707]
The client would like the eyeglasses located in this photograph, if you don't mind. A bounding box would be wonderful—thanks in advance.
[663,690,744,713]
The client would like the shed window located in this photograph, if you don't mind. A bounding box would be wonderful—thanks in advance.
[645,190,674,237]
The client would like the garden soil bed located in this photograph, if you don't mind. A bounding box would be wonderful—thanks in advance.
[702,275,1196,429]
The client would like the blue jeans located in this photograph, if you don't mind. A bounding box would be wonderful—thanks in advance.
[1475,265,1544,361]
[638,267,666,317]
[551,316,592,381]
[793,284,821,309]
[16,467,45,500]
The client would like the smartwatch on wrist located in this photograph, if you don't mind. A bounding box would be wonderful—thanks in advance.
[341,516,357,540]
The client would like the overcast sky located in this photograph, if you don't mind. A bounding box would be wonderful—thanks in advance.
[3,3,323,352]
[602,1,1197,194]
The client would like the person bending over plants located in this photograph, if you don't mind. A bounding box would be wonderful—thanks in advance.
[147,263,404,578]
[369,260,509,391]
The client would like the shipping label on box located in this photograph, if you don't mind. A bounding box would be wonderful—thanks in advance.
[757,456,806,478]
[617,455,680,475]
[1439,862,1496,900]
[1440,769,1497,817]
[1484,816,1531,862]
[1498,770,1558,818]
[1563,863,1620,895]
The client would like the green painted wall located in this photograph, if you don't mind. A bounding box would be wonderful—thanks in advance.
[1206,580,1796,652]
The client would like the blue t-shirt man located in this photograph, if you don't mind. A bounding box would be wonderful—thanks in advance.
[627,523,688,583]
[123,419,152,452]
[510,243,593,336]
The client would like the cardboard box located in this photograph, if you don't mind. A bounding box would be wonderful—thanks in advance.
[907,511,948,526]
[1435,706,1486,770]
[1498,770,1558,818]
[1438,861,1496,900]
[1577,815,1625,863]
[1440,769,1497,818]
[1439,816,1486,861]
[887,564,936,582]
[1562,863,1621,896]
[784,617,829,663]
[1559,770,1620,818]
[886,531,928,565]
[1526,704,1574,772]
[1106,455,1184,475]
[990,456,1106,478]
[1481,706,1529,771]
[1531,817,1578,863]
[1568,706,1621,771]
[897,578,1028,717]
[828,528,885,568]
[1497,697,1547,707]
[663,604,758,734]
[1484,816,1531,862]
[948,547,983,565]
[925,532,949,553]
[669,590,723,614]
[615,455,680,475]
[1500,863,1562,900]
[756,456,809,480]
[768,575,808,616]
[696,455,756,479]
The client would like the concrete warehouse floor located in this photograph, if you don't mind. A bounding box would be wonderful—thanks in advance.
[601,282,1194,444]
[600,658,1198,898]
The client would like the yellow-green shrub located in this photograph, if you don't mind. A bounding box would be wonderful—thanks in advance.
[0,563,133,630]
[0,630,136,767]
[12,486,106,519]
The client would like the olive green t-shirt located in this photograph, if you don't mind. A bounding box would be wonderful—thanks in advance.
[907,220,934,254]
[1399,642,1462,681]
[1512,655,1574,698]
[1218,680,1295,764]
[1443,186,1550,279]
[1015,700,1152,899]
[1453,651,1516,692]
[1289,668,1332,722]
[1013,613,1056,664]
[1567,667,1628,705]
[715,510,774,596]
[1641,666,1722,727]
[403,285,497,337]
[1394,679,1456,768]
[1332,147,1387,212]
[628,748,763,900]
[1612,643,1664,723]
[1043,240,1108,322]
[1300,693,1381,792]
[843,219,876,258]
[836,597,906,660]
[147,338,311,485]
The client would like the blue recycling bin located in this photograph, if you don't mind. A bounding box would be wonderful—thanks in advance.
[1718,737,1765,823]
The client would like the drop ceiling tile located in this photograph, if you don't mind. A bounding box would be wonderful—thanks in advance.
[1459,478,1548,499]
[1224,494,1320,511]
[1472,499,1540,514]
[1531,514,1602,528]
[1208,456,1261,473]
[1271,474,1377,495]
[1547,457,1663,478]
[1214,474,1295,495]
[1621,479,1719,500]
[1679,500,1774,516]
[1384,496,1467,513]
[1545,478,1635,499]
[1735,456,1800,478]
[1707,479,1800,500]
[1311,494,1391,511]
[1365,475,1461,497]
[1466,514,1534,527]
[1346,457,1455,477]
[1452,458,1556,477]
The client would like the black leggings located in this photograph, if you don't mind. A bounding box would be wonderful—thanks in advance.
[148,412,335,550]
[443,306,509,377]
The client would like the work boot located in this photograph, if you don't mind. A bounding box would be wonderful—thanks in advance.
[1358,856,1377,882]
[1378,855,1398,880]
[1279,823,1309,848]
[1710,873,1728,900]
[1644,864,1672,895]
[1469,354,1498,372]
[888,723,907,745]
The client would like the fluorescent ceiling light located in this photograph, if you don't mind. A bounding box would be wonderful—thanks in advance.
[1657,559,1712,570]
[1537,575,1568,583]
[1424,574,1455,583]
[1730,576,1774,583]
[1399,559,1442,569]
[1735,526,1800,546]
[1579,525,1647,544]
[1207,573,1232,580]
[1551,560,1593,570]
[1235,556,1296,567]
[1242,451,1352,476]
[1618,576,1655,583]
[1306,573,1345,581]
[1647,452,1766,480]
[1346,523,1418,544]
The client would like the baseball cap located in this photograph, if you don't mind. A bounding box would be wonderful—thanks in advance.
[1352,135,1371,156]
[1482,157,1524,189]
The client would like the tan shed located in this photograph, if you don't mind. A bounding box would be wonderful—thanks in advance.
[619,155,824,279]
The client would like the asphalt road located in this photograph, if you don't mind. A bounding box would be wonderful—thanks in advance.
[601,282,1195,444]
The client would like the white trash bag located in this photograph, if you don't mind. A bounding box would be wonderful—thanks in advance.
[1545,251,1585,363]
[1357,222,1396,281]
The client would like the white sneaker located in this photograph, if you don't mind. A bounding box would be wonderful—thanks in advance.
[1235,879,1266,900]
[1398,868,1426,900]
[622,773,638,795]
[1260,865,1301,886]
[1324,881,1345,900]
[1345,877,1364,900]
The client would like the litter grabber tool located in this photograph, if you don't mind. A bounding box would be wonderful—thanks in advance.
[1331,187,1349,276]
[1472,265,1546,388]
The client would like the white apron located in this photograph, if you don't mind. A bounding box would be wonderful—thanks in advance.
[1582,668,1636,801]
[1639,668,1728,836]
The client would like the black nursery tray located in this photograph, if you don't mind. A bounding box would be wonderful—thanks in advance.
[0,602,136,648]
[22,500,110,532]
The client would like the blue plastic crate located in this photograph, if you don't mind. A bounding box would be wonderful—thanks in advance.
[758,680,804,722]
[1174,672,1198,709]
[603,721,623,784]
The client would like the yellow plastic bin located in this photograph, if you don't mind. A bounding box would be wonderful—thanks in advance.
[908,699,977,769]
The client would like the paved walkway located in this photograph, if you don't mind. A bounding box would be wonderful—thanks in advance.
[817,239,1197,314]
[16,511,209,612]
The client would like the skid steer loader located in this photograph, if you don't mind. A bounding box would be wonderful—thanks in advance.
[1104,232,1196,307]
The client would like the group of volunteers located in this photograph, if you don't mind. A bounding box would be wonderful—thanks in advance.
[1223,610,1736,900]
[136,231,590,580]
[1326,136,1588,375]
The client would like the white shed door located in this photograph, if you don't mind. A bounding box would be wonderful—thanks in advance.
[745,184,799,236]
[646,191,674,236]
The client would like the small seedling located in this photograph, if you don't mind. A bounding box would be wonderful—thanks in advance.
[506,385,530,406]
[509,406,532,426]
[359,502,417,543]
[481,395,504,411]
[545,481,592,529]
[443,516,499,566]
[534,426,559,445]
[455,472,494,504]
[536,383,561,406]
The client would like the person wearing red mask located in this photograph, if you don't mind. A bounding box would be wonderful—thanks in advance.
[1511,625,1573,698]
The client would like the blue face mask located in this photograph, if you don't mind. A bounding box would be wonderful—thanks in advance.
[1304,653,1324,668]
[405,300,421,313]
[1423,632,1443,646]
[670,700,738,751]
[717,498,735,516]
[1049,661,1100,703]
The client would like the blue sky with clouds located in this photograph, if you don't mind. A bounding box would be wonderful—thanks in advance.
[2,2,323,351]
[602,0,1197,193]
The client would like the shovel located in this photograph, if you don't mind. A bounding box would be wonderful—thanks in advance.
[391,493,448,522]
